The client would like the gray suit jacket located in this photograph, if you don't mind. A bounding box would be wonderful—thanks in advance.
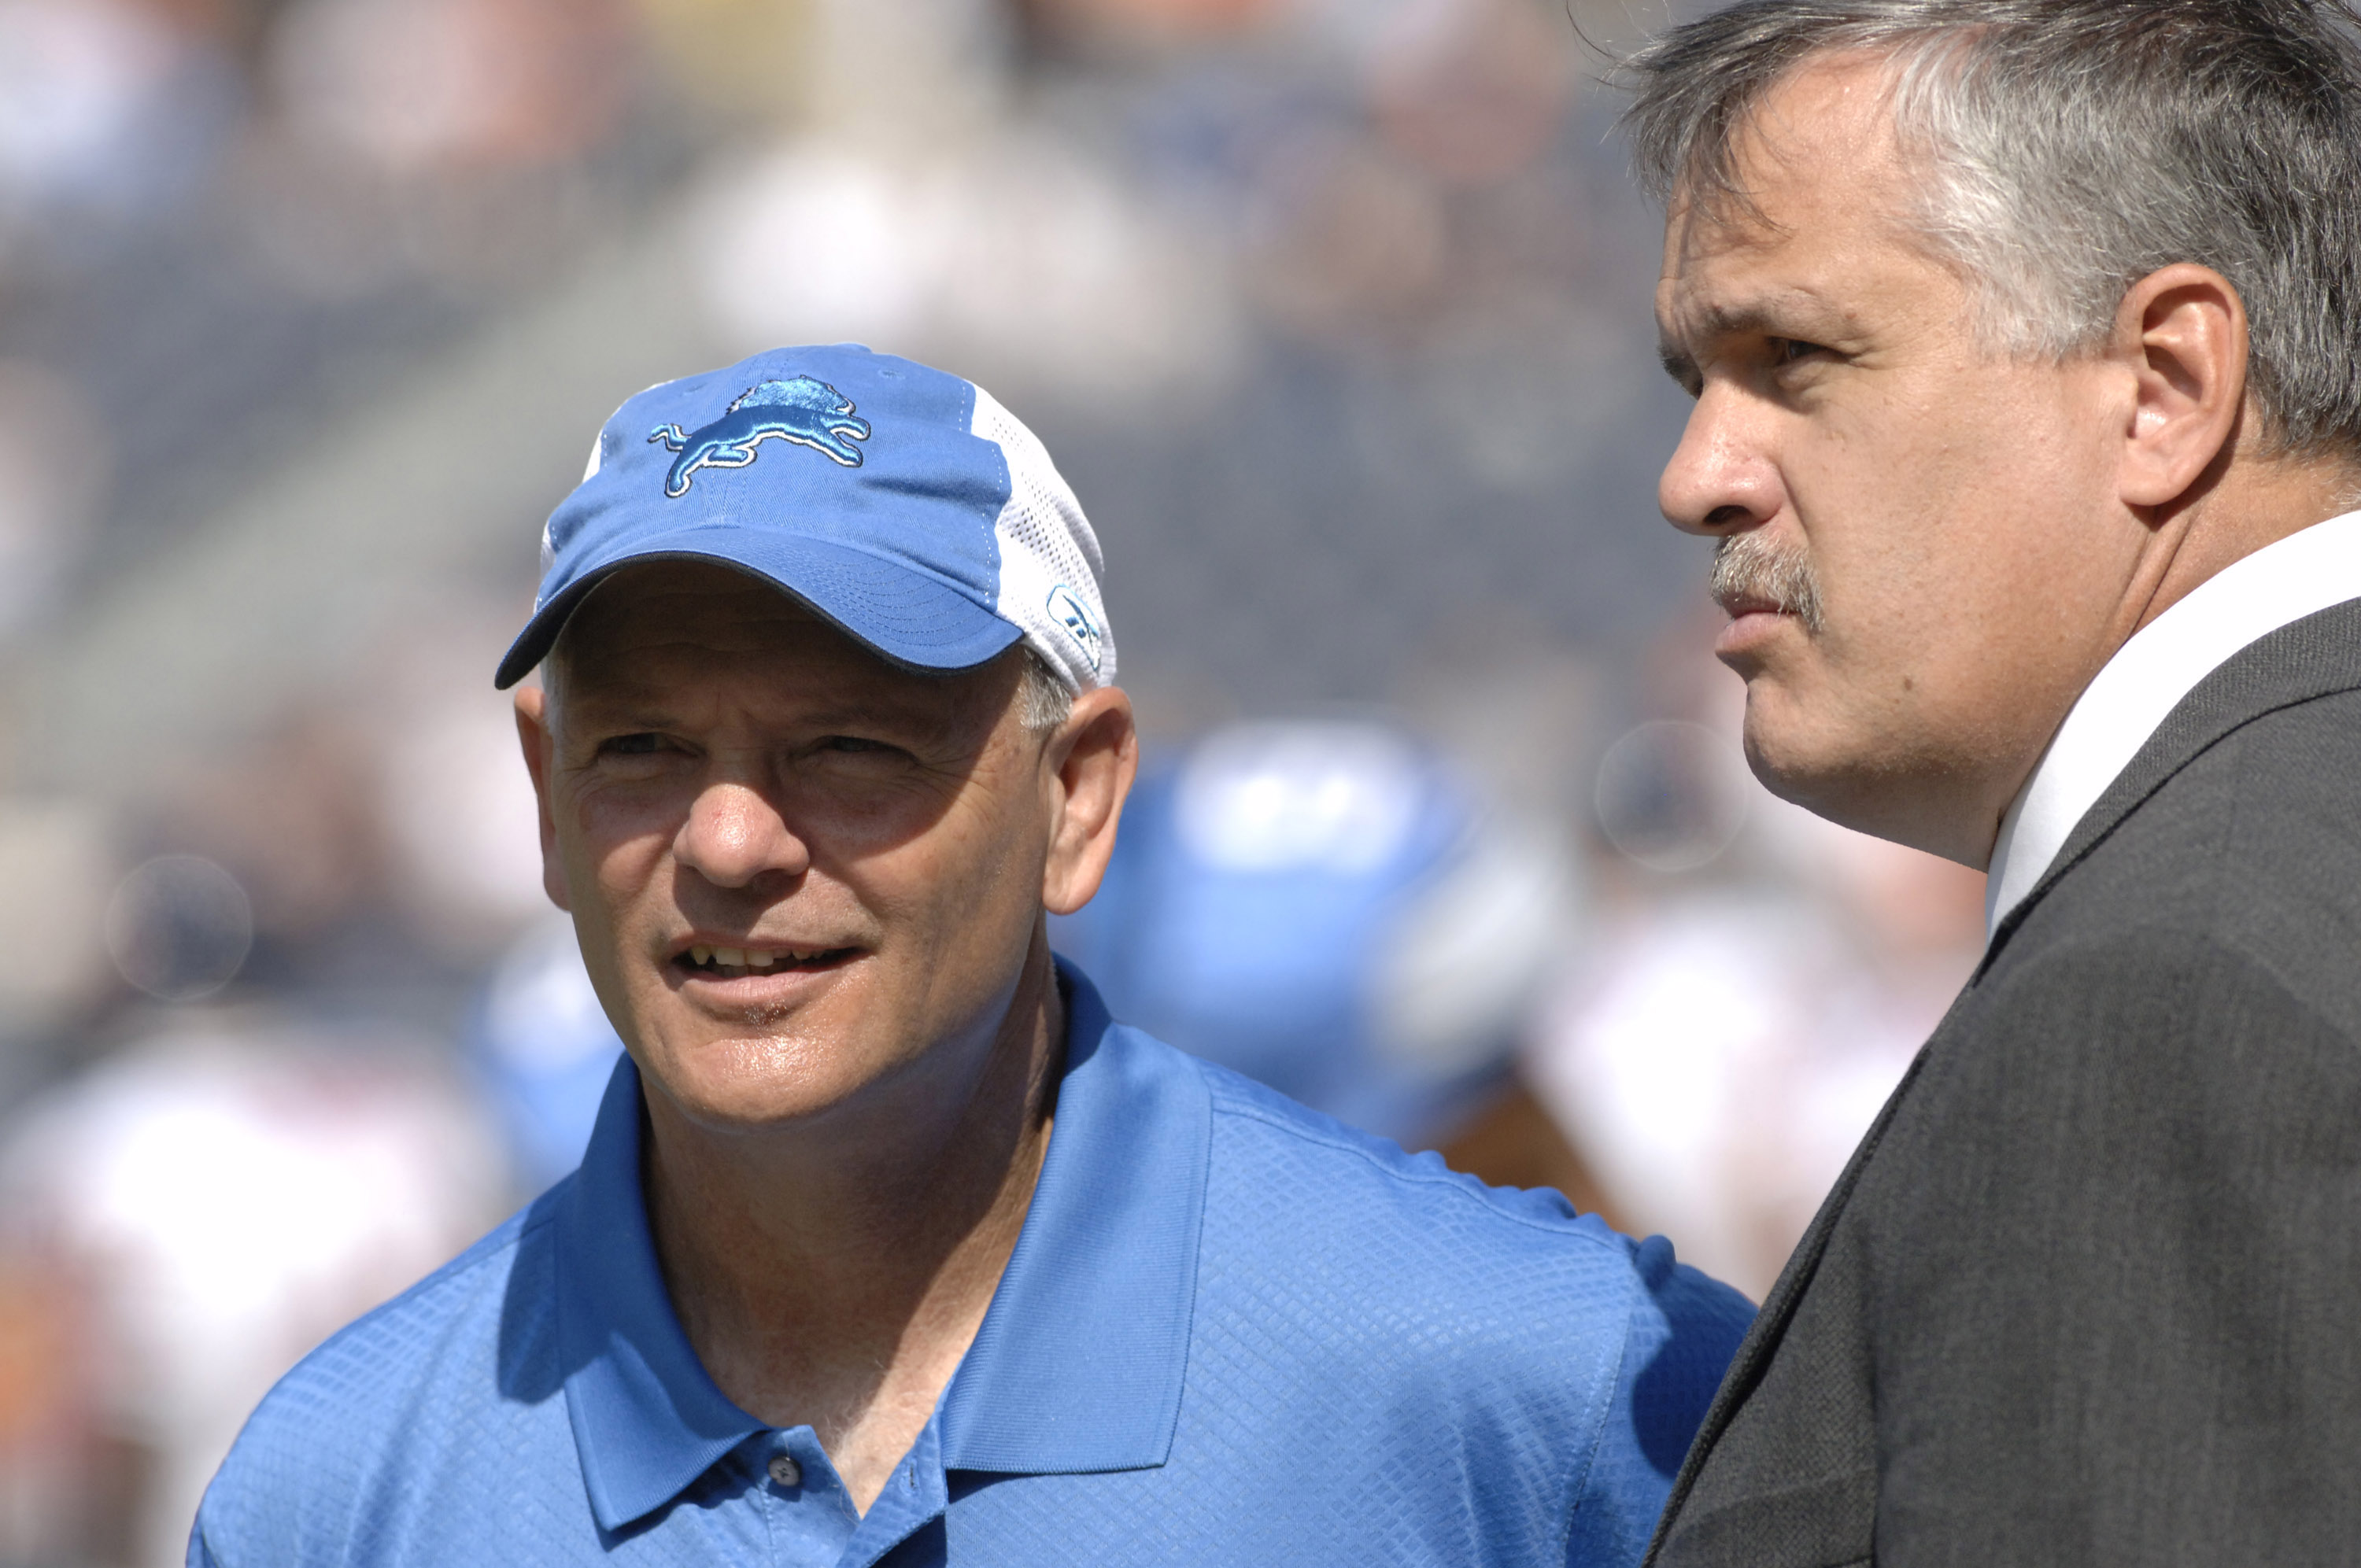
[1646,597,2361,1568]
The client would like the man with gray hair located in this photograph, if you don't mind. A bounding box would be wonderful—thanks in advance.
[1628,2,2361,1562]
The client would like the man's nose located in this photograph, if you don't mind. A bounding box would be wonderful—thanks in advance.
[674,781,811,890]
[1659,386,1784,537]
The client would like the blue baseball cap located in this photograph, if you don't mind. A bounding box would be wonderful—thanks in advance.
[494,344,1114,692]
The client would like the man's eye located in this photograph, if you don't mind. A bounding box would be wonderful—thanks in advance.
[1771,337,1830,365]
[599,733,665,757]
[821,736,888,755]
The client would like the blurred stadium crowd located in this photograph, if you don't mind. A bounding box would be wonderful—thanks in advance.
[0,1,1985,1562]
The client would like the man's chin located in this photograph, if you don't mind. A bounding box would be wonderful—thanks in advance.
[1740,710,1981,861]
[1739,736,1832,814]
[636,1028,872,1133]
[1738,699,1866,821]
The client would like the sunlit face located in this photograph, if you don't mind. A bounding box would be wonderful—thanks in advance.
[519,560,1063,1132]
[1654,53,2148,861]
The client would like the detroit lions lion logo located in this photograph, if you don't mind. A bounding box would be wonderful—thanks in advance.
[648,376,871,497]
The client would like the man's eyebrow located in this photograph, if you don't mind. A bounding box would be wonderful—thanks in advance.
[1683,301,1787,342]
[1658,304,1773,388]
[557,703,675,739]
[1658,290,1851,385]
[1681,289,1848,342]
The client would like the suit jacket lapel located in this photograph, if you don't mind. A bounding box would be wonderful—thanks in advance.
[1982,595,2361,971]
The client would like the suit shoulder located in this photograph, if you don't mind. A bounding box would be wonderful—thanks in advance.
[2011,686,2361,1028]
[1900,929,2359,1235]
[1969,926,2341,1068]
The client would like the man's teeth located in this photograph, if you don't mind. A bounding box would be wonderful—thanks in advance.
[685,946,829,972]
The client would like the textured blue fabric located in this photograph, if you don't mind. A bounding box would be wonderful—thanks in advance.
[190,968,1750,1566]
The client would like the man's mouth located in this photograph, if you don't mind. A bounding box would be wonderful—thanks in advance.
[672,944,859,981]
[1709,532,1826,635]
[1713,590,1789,619]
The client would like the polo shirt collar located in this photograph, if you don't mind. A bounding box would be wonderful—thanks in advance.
[552,964,1211,1533]
[555,1056,765,1533]
[937,965,1209,1474]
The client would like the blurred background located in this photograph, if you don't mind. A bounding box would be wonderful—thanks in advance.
[0,0,1986,1562]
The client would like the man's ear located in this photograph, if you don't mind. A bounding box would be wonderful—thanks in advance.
[513,684,571,913]
[1040,686,1138,917]
[2115,262,2248,513]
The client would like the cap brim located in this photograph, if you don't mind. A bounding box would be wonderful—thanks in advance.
[494,530,1021,689]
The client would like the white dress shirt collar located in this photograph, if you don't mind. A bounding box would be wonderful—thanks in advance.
[1984,508,2361,942]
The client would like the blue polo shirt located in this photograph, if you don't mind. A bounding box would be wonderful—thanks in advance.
[190,969,1748,1566]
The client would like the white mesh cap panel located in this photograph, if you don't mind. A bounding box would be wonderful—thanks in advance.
[971,385,1116,691]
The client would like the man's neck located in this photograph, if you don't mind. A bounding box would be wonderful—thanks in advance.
[1956,452,2359,868]
[2128,452,2358,637]
[640,945,1066,1515]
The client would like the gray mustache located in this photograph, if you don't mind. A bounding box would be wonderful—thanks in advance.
[1711,531,1826,633]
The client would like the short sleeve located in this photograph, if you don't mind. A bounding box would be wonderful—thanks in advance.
[1568,1236,1753,1566]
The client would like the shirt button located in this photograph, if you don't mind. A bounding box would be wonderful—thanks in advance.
[767,1454,803,1489]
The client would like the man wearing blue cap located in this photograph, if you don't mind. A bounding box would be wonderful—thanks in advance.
[190,345,1750,1566]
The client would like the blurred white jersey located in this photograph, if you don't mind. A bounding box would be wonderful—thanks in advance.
[0,1024,505,1568]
